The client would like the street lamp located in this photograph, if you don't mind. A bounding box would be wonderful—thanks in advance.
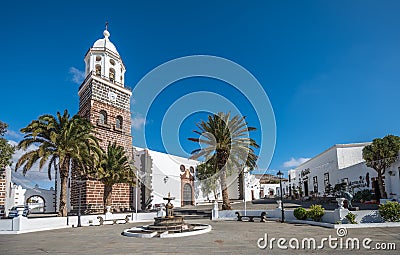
[277,170,284,223]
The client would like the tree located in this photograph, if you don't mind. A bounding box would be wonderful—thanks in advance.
[0,121,15,170]
[196,159,220,200]
[362,135,400,199]
[94,142,136,210]
[16,110,100,216]
[188,112,259,210]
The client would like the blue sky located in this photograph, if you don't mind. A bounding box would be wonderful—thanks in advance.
[1,1,400,188]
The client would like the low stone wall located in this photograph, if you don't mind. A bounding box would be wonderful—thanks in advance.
[217,208,384,224]
[0,219,12,231]
[217,209,296,221]
[0,212,157,234]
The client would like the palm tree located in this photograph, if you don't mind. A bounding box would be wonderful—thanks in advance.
[94,142,136,211]
[16,110,100,216]
[188,112,259,210]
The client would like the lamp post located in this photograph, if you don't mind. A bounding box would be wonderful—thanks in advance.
[243,171,246,215]
[277,170,284,223]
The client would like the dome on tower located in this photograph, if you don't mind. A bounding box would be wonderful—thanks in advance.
[92,29,119,55]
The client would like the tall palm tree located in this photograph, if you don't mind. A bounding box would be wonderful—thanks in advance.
[189,112,259,210]
[16,110,100,216]
[94,142,136,211]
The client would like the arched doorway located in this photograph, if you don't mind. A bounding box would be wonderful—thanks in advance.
[27,195,45,213]
[180,165,195,206]
[183,183,193,206]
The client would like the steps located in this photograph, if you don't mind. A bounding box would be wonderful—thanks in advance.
[174,209,211,220]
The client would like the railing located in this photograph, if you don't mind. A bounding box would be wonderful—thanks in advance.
[78,71,132,92]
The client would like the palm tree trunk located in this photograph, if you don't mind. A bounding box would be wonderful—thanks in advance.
[104,184,113,211]
[378,170,387,199]
[220,169,232,210]
[58,158,69,217]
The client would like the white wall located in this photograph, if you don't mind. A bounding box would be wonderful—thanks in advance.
[5,166,13,213]
[384,154,400,201]
[260,183,280,197]
[134,147,205,208]
[283,143,378,197]
[25,186,56,212]
[133,147,243,207]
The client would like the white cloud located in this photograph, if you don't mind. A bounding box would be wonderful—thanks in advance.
[69,67,85,84]
[131,114,147,130]
[10,141,55,189]
[283,157,311,168]
[5,129,22,141]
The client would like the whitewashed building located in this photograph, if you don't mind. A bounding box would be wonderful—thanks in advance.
[132,147,245,209]
[282,143,384,199]
[8,184,26,208]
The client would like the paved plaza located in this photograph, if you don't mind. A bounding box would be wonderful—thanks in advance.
[0,219,399,254]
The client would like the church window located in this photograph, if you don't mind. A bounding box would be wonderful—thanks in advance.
[99,110,107,124]
[116,116,123,129]
[110,59,115,65]
[96,56,102,61]
[109,68,115,82]
[95,65,101,76]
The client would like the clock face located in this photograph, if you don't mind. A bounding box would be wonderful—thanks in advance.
[108,91,117,102]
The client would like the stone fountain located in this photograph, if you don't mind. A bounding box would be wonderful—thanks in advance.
[123,193,211,238]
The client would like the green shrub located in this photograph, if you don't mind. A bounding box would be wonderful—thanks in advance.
[345,212,358,224]
[294,207,308,220]
[378,201,400,222]
[353,189,373,202]
[308,204,325,221]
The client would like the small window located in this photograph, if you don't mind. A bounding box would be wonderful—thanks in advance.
[116,116,123,129]
[96,56,102,61]
[95,65,101,76]
[110,59,115,65]
[109,68,115,82]
[99,110,107,124]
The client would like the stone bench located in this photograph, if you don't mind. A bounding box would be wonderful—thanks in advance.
[235,212,267,222]
[97,215,130,226]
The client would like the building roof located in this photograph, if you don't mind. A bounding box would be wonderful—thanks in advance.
[92,29,119,55]
[253,173,288,183]
[295,142,371,169]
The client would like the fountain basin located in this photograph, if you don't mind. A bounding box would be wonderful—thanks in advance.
[122,223,212,238]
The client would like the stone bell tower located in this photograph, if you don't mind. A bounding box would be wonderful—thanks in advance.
[71,25,133,213]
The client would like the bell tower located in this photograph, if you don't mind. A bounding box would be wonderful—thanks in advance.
[72,25,133,213]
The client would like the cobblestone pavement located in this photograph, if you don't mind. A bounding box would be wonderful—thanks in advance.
[0,219,399,254]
